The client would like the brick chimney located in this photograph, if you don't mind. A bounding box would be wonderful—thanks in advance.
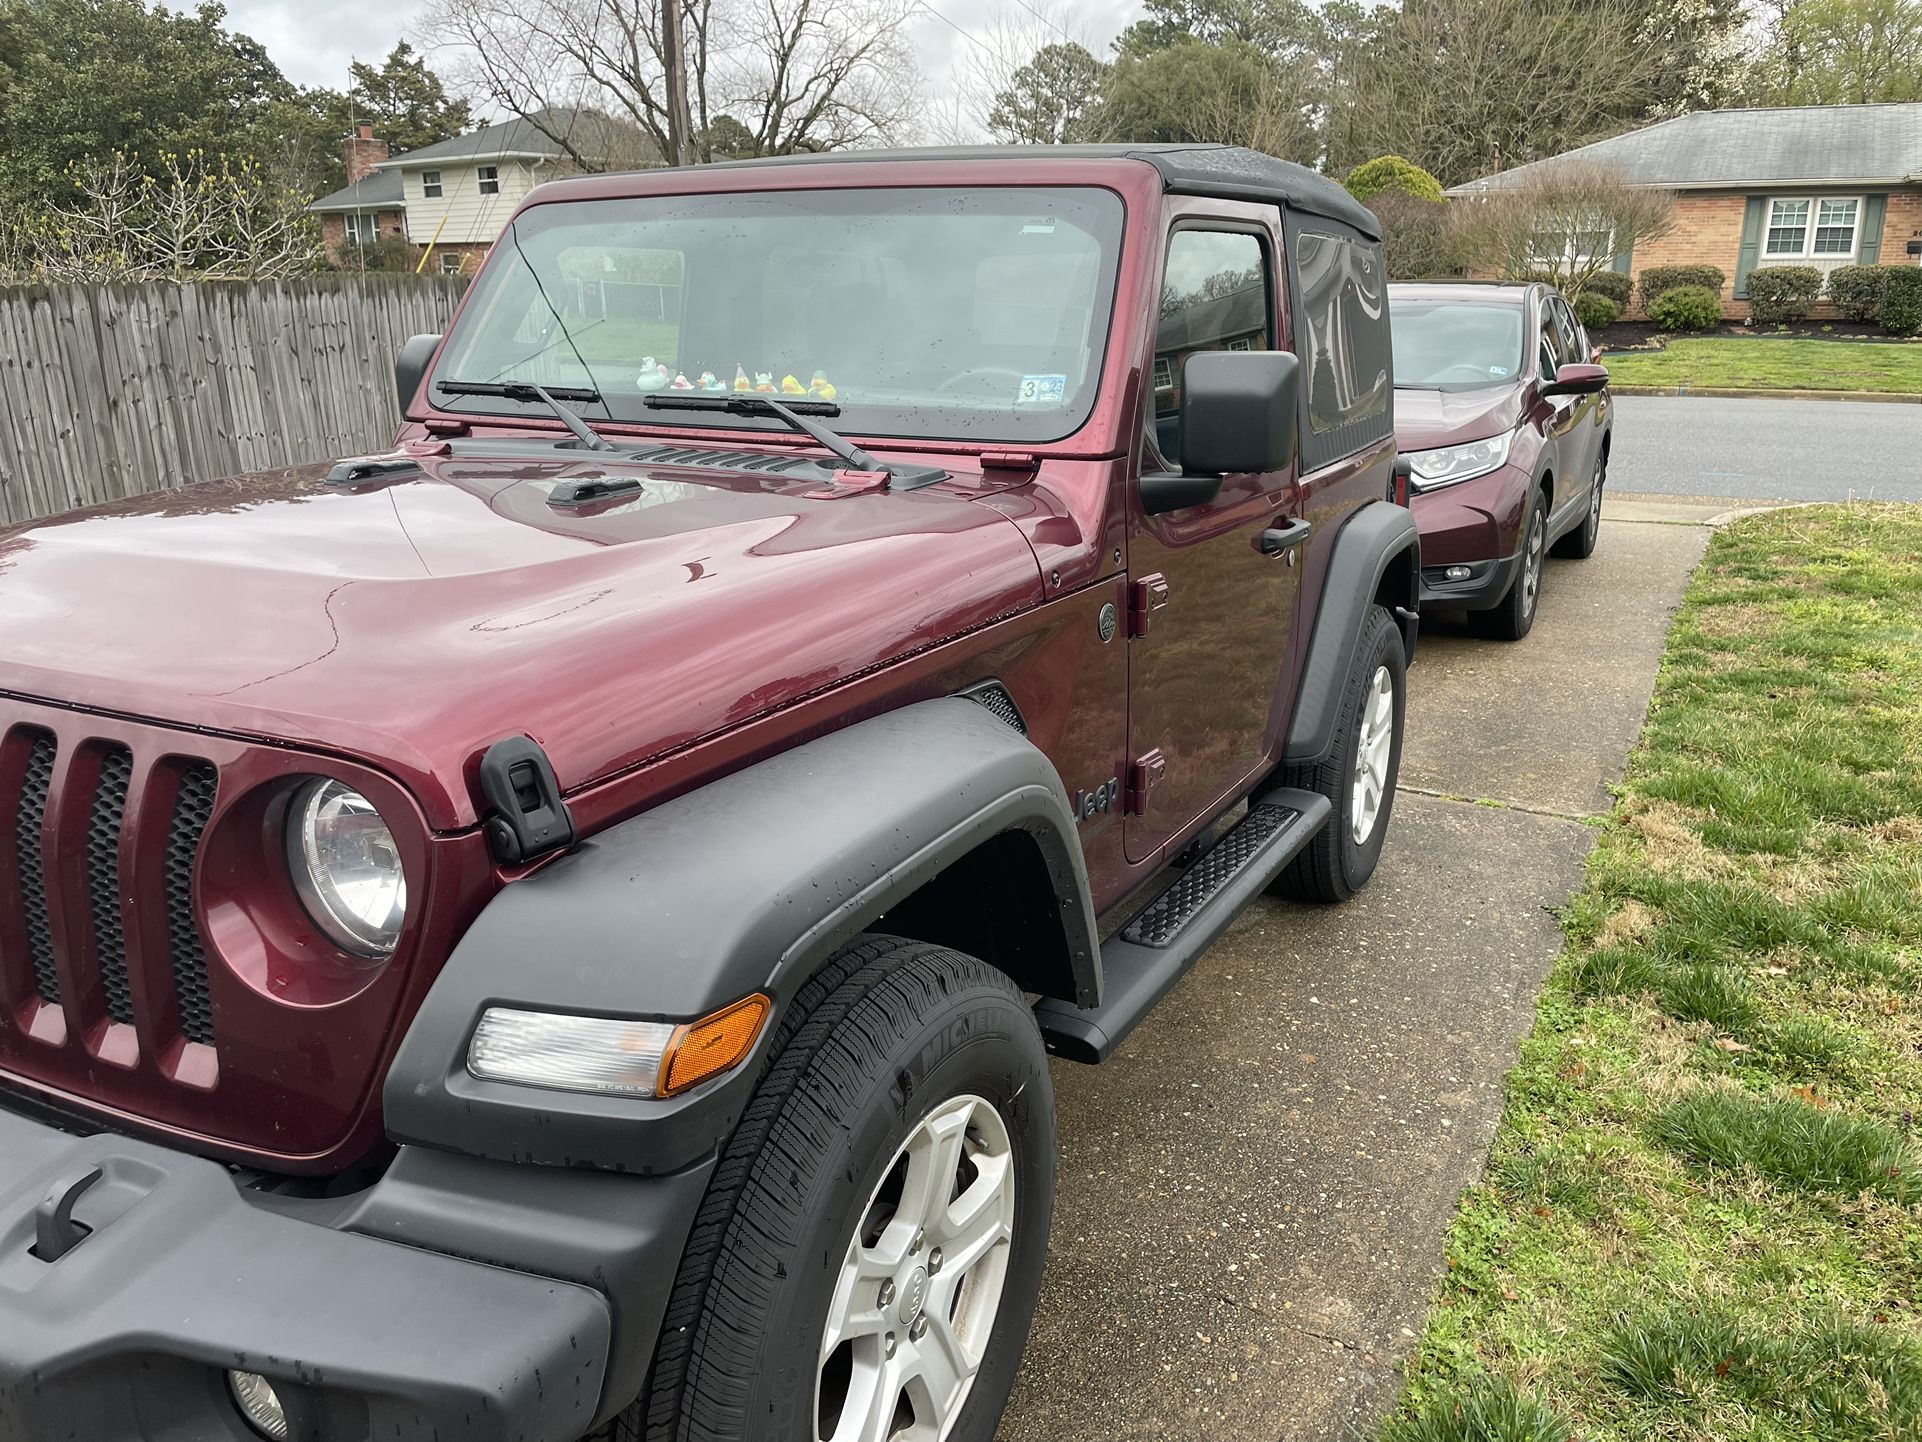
[344,124,390,184]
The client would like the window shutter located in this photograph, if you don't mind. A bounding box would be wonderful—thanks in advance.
[1859,194,1887,265]
[1734,196,1767,298]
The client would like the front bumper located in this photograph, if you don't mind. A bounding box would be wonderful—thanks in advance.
[0,1104,709,1441]
[1408,462,1531,609]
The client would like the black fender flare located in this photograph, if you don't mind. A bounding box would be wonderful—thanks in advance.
[384,697,1098,1174]
[1284,501,1420,767]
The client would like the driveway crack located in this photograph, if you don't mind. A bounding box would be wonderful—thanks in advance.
[1396,783,1598,825]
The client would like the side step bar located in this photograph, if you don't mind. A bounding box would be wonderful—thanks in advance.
[1035,787,1331,1064]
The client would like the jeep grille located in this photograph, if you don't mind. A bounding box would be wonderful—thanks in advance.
[2,724,219,1053]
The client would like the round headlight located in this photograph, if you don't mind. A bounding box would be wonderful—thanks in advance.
[286,779,407,959]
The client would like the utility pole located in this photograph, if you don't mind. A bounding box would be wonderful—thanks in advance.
[661,0,695,166]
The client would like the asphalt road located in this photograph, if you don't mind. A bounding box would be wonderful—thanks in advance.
[997,504,1710,1441]
[1611,395,1922,502]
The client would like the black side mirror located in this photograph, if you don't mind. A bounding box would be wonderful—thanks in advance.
[396,333,443,418]
[1142,350,1300,516]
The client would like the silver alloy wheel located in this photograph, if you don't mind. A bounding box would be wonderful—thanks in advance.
[1520,508,1545,619]
[1350,664,1395,844]
[1586,459,1604,539]
[816,1093,1016,1442]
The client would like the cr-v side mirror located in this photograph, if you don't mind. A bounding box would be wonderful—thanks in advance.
[1543,361,1609,397]
[396,333,443,417]
[1141,350,1301,516]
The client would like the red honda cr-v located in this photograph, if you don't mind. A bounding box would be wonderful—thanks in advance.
[1389,281,1611,640]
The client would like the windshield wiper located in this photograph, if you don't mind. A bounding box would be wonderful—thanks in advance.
[438,379,617,453]
[642,392,895,475]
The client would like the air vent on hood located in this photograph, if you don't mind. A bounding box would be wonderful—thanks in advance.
[630,444,836,481]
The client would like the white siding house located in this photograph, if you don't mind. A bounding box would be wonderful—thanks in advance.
[369,112,657,272]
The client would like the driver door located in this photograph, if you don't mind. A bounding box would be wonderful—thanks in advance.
[1126,214,1305,863]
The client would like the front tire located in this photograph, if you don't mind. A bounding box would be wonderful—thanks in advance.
[1478,487,1547,641]
[1272,604,1406,904]
[631,935,1055,1442]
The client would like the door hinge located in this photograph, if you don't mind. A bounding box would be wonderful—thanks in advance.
[1126,750,1166,815]
[1127,573,1169,638]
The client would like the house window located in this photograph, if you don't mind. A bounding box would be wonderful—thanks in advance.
[343,213,368,242]
[1764,197,1859,260]
[1226,337,1254,352]
[439,251,464,275]
[477,165,500,196]
[422,170,443,199]
[1152,356,1173,391]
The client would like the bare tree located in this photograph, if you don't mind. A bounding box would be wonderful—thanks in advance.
[1341,0,1654,187]
[418,0,920,165]
[1447,162,1676,295]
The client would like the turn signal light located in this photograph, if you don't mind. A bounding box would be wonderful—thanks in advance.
[468,994,771,1097]
[662,994,772,1095]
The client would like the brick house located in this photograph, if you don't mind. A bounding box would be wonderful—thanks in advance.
[1447,104,1922,319]
[309,126,408,264]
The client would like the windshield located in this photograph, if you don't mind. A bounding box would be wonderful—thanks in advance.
[430,186,1126,445]
[1391,300,1526,390]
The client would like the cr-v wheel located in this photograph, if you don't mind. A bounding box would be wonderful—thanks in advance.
[630,935,1054,1442]
[1479,487,1547,641]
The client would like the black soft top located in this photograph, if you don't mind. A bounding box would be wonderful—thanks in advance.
[698,144,1382,242]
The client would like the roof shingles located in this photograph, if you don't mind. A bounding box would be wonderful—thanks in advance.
[1450,103,1922,193]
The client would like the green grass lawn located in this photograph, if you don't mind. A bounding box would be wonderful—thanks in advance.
[1382,504,1922,1442]
[1604,338,1922,395]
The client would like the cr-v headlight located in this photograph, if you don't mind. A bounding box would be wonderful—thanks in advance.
[286,779,407,959]
[1406,431,1516,491]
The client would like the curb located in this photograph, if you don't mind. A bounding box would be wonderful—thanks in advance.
[1609,385,1922,403]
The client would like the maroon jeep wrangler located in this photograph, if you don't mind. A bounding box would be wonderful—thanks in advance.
[0,146,1415,1442]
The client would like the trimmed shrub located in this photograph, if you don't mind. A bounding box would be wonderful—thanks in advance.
[1648,284,1722,332]
[1745,265,1822,325]
[1344,155,1444,205]
[1825,264,1903,322]
[1884,268,1922,337]
[1574,292,1621,330]
[1579,270,1633,308]
[1640,264,1726,311]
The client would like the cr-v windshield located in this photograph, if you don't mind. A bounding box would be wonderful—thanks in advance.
[1392,301,1526,390]
[430,186,1126,445]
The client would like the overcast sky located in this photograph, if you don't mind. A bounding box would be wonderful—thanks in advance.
[188,0,1144,126]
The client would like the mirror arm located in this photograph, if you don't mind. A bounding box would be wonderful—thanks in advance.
[1140,470,1226,516]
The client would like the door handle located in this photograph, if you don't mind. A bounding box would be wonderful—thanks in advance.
[1258,519,1312,556]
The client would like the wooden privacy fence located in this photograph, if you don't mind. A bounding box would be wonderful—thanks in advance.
[0,276,471,527]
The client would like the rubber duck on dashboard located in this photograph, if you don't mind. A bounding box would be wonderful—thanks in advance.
[809,370,837,401]
[733,364,753,392]
[637,357,671,391]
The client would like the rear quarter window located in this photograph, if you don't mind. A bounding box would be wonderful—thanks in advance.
[1289,229,1392,471]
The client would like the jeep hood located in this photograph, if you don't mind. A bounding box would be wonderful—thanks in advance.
[0,451,1044,827]
[1392,385,1527,454]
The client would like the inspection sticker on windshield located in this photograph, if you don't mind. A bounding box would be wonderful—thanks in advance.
[1016,374,1067,406]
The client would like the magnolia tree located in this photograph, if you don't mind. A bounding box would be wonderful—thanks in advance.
[1,151,320,284]
[1448,163,1676,295]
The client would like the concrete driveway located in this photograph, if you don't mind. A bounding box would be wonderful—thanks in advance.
[1610,395,1922,502]
[997,505,1710,1441]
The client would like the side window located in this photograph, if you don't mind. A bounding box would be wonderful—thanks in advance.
[1538,302,1560,381]
[1293,230,1390,449]
[1153,229,1272,466]
[422,170,443,200]
[1550,297,1583,367]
